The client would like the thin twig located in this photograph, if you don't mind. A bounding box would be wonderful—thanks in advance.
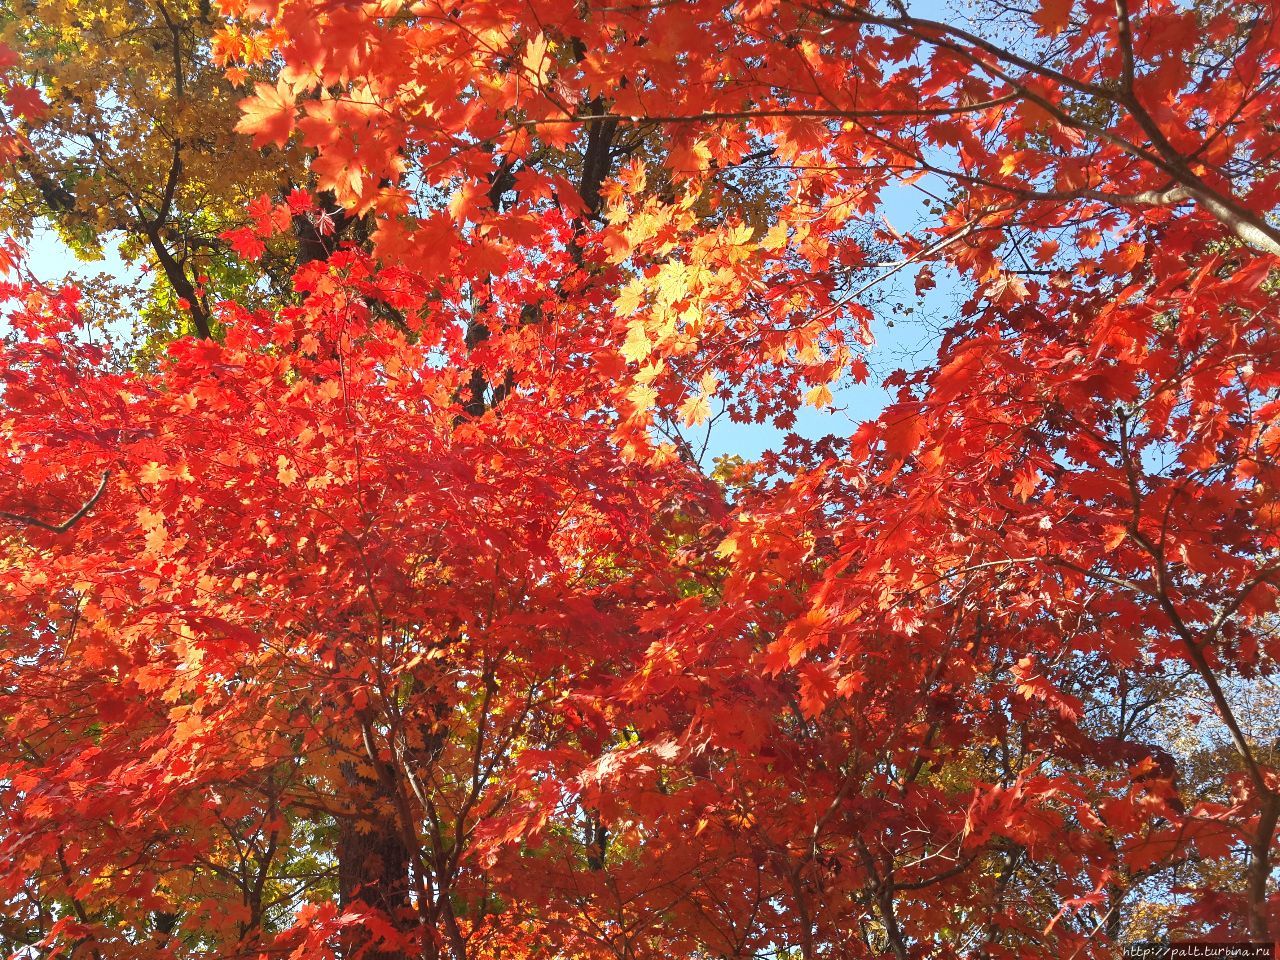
[0,471,111,534]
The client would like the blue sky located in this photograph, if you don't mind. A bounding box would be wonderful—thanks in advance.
[697,176,970,464]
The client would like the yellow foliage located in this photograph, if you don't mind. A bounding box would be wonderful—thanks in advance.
[0,0,300,339]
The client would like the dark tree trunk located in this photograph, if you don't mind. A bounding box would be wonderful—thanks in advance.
[337,774,414,960]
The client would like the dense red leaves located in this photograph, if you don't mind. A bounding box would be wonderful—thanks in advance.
[0,272,717,955]
[5,0,1280,957]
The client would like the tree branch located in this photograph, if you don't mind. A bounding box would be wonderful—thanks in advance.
[0,471,111,534]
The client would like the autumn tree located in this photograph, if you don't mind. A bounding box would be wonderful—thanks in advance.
[2,0,1280,957]
[0,0,315,347]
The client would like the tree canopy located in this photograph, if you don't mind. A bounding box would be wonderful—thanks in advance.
[2,0,1280,957]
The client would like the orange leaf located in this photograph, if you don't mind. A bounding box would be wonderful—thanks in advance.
[235,81,296,148]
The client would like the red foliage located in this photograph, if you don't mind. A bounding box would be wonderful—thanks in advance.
[4,0,1280,956]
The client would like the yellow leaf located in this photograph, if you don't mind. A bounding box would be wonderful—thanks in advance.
[805,383,833,408]
[761,221,789,251]
[626,382,657,412]
[679,392,711,427]
[277,455,298,486]
[615,281,644,317]
[522,32,552,86]
[621,323,654,363]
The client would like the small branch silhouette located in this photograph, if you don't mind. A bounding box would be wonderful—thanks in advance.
[0,471,111,533]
